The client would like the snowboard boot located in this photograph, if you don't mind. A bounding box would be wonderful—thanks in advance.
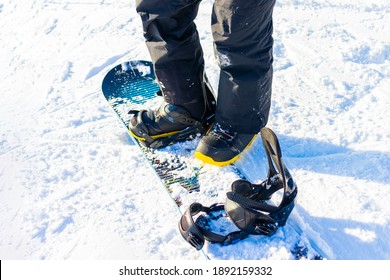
[194,124,257,166]
[129,87,216,149]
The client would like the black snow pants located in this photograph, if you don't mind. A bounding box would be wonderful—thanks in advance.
[135,0,275,134]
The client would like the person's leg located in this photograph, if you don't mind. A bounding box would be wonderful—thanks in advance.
[212,0,275,133]
[131,0,216,148]
[195,0,276,165]
[135,0,207,116]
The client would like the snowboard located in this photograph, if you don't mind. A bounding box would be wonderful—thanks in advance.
[102,60,324,260]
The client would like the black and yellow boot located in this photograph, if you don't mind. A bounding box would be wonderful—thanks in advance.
[194,124,257,166]
[129,86,216,149]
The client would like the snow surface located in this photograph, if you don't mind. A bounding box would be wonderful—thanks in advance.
[0,0,389,260]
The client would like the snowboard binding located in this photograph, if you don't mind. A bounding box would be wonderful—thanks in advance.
[128,81,216,149]
[128,103,214,149]
[178,203,249,250]
[179,127,298,250]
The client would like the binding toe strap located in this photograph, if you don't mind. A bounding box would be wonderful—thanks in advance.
[128,109,155,144]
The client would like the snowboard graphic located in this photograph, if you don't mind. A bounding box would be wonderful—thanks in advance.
[102,60,207,197]
[102,60,324,260]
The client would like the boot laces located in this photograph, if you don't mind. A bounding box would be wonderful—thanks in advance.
[211,124,236,142]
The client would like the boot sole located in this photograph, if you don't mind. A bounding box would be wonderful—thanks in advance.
[129,129,181,142]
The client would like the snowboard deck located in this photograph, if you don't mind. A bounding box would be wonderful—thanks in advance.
[102,60,324,260]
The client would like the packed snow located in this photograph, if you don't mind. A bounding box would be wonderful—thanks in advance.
[0,0,389,260]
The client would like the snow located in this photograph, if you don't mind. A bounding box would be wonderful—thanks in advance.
[0,0,389,260]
